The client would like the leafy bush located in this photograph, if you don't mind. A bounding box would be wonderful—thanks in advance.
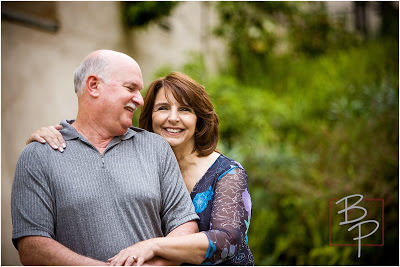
[122,1,177,28]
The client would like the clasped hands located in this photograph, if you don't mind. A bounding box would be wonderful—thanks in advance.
[108,239,159,266]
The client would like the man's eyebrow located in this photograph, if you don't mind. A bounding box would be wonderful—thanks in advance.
[123,81,141,89]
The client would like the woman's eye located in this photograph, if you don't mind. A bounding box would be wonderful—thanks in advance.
[180,107,192,112]
[156,106,168,111]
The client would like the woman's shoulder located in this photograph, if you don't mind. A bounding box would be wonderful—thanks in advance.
[209,153,247,182]
[217,153,246,171]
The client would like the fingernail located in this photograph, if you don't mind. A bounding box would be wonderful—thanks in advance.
[62,143,66,148]
[59,147,64,153]
[52,145,58,149]
[40,139,46,143]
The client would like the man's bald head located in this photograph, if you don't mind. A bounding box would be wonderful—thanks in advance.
[73,50,141,96]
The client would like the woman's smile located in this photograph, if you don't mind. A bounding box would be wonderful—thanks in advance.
[163,127,184,134]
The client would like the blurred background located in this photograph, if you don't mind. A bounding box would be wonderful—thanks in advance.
[2,1,398,265]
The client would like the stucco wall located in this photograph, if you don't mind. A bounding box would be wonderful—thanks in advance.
[1,2,222,265]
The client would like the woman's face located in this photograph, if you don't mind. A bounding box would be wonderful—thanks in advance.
[152,87,197,152]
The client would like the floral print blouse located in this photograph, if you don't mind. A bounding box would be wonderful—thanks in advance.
[190,154,254,265]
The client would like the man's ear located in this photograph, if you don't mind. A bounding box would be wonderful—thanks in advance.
[86,75,101,97]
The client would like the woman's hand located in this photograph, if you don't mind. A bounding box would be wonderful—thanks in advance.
[108,239,159,266]
[26,125,66,152]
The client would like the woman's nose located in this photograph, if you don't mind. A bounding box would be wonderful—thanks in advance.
[168,109,179,122]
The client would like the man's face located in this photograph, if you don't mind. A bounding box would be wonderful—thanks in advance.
[98,57,144,135]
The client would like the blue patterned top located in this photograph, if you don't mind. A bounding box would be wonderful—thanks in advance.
[190,154,254,265]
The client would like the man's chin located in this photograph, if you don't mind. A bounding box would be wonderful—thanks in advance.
[122,122,133,131]
[112,123,131,136]
[122,117,133,127]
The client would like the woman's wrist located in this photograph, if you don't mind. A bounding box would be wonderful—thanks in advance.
[152,237,163,257]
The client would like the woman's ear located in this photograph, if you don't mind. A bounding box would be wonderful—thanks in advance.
[86,75,101,97]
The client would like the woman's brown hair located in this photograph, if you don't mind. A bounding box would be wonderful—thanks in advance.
[139,72,219,157]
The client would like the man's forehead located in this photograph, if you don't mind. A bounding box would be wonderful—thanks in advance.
[109,61,143,86]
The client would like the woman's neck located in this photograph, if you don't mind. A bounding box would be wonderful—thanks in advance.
[173,145,199,171]
[172,140,197,163]
[174,147,220,193]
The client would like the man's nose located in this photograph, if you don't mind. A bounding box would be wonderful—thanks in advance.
[132,91,144,107]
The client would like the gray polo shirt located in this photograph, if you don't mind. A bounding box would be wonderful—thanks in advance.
[12,120,199,262]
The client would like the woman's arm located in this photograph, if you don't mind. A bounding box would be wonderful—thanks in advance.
[152,233,208,264]
[108,232,208,266]
[200,167,252,264]
[109,221,206,266]
[26,125,66,152]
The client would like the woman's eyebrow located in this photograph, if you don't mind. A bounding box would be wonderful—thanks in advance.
[154,102,170,106]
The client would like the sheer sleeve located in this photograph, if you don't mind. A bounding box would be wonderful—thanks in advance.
[202,167,252,264]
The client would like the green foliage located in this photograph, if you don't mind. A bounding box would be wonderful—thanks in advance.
[122,1,178,28]
[231,40,397,265]
[214,2,362,86]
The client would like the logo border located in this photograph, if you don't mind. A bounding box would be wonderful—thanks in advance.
[329,198,384,247]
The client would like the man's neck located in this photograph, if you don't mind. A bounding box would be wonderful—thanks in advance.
[72,118,114,154]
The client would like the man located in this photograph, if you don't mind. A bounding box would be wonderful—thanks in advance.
[11,50,199,265]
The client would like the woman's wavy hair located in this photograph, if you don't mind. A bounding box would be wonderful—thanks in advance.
[139,72,219,157]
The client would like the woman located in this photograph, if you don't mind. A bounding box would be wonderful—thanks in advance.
[27,72,254,266]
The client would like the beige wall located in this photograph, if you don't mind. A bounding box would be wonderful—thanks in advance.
[1,2,222,265]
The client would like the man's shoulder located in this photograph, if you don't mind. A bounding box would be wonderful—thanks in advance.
[127,127,172,156]
[129,126,145,132]
[21,141,50,154]
[129,127,167,143]
[17,142,52,166]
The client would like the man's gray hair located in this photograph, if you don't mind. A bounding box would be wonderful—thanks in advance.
[73,55,109,95]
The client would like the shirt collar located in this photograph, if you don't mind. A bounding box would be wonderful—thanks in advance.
[59,119,138,141]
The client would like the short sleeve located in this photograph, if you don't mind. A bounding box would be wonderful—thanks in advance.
[11,145,55,249]
[158,142,199,235]
[202,167,252,264]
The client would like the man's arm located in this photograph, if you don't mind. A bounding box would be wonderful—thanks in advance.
[18,236,105,266]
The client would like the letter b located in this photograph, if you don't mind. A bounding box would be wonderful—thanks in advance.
[336,194,367,225]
